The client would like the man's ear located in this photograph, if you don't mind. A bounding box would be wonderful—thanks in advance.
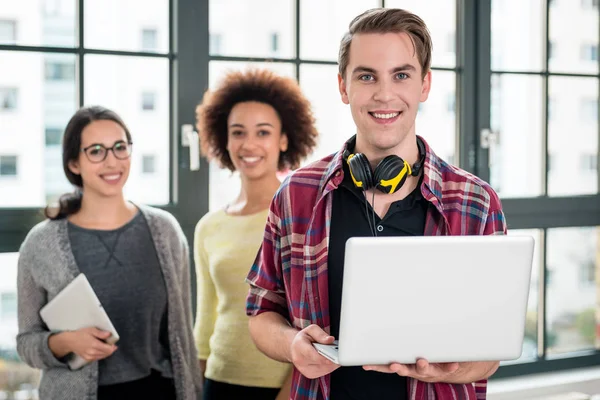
[420,70,432,102]
[338,73,349,105]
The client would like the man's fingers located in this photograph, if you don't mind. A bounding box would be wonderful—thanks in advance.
[415,359,429,374]
[304,325,334,344]
[440,362,459,373]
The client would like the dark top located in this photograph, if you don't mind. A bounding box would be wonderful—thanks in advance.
[328,161,428,400]
[68,211,172,385]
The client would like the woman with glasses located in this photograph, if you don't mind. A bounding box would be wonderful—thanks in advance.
[16,106,202,400]
[193,69,318,400]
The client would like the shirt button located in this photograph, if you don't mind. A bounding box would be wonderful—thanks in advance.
[377,225,384,232]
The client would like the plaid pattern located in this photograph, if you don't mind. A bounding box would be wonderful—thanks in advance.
[246,136,507,400]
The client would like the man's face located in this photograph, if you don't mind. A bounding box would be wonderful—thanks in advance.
[338,32,432,154]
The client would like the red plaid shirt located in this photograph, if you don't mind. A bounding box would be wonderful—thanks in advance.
[246,136,507,400]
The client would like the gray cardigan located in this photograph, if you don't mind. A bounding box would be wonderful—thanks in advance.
[16,205,202,400]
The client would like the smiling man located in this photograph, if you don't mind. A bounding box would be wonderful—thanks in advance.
[246,8,507,400]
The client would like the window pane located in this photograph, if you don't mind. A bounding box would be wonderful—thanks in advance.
[490,74,544,198]
[84,0,169,53]
[415,71,456,164]
[385,0,456,68]
[546,227,600,355]
[300,64,355,163]
[0,51,76,208]
[209,0,295,59]
[548,77,598,196]
[85,55,170,205]
[0,252,40,399]
[502,229,542,364]
[0,0,76,47]
[208,61,296,211]
[491,0,544,71]
[300,0,379,61]
[549,1,599,74]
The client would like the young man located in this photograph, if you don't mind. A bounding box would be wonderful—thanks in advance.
[246,8,506,400]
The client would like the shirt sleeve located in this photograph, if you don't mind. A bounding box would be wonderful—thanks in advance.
[193,219,218,360]
[245,192,289,319]
[483,188,507,235]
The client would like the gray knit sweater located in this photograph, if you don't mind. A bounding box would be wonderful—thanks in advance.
[16,205,202,400]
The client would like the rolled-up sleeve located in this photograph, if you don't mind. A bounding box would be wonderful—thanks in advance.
[246,192,289,319]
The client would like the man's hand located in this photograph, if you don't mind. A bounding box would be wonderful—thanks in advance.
[364,358,458,382]
[363,359,499,384]
[290,324,340,379]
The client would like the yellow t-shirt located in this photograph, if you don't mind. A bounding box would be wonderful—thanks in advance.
[193,208,290,388]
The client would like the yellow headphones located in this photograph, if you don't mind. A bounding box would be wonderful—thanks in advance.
[342,135,426,194]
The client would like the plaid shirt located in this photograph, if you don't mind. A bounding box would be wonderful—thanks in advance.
[246,136,507,400]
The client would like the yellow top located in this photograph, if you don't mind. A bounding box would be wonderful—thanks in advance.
[193,208,290,388]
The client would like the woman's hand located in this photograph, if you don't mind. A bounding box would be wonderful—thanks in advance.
[49,327,117,362]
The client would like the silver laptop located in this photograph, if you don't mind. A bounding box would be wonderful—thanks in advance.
[314,235,534,366]
[40,273,120,370]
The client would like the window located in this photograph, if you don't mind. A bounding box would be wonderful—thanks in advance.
[142,155,156,174]
[581,0,599,9]
[580,153,598,172]
[549,41,555,60]
[270,32,279,53]
[0,292,17,319]
[209,33,222,55]
[446,33,455,53]
[548,97,555,120]
[581,98,598,121]
[548,153,556,172]
[0,87,18,110]
[45,61,76,81]
[446,93,456,113]
[45,128,63,146]
[141,91,156,111]
[141,28,158,52]
[581,44,598,62]
[0,156,18,176]
[0,19,16,43]
[579,260,595,287]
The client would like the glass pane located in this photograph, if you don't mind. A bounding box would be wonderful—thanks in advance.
[0,51,77,208]
[84,0,169,53]
[415,70,456,164]
[209,0,295,59]
[0,252,40,399]
[491,0,544,71]
[84,55,170,205]
[300,0,379,61]
[502,229,542,364]
[0,0,76,47]
[546,226,600,356]
[300,64,355,163]
[208,61,296,211]
[549,0,599,74]
[548,77,598,196]
[385,0,456,68]
[490,74,544,198]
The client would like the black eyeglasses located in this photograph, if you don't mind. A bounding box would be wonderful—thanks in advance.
[81,141,133,163]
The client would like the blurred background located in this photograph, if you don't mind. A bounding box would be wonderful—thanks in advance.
[0,0,598,399]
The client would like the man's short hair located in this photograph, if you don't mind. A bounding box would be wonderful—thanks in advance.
[338,8,433,79]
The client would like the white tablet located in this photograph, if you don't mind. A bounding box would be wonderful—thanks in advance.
[40,273,120,369]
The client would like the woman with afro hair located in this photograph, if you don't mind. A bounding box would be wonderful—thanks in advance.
[193,68,318,400]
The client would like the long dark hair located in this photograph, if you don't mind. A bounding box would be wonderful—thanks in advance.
[44,106,132,220]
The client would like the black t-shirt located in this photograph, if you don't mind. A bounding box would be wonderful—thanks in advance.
[328,161,428,400]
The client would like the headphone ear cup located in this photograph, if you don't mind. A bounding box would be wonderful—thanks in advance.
[348,153,374,190]
[373,155,409,194]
